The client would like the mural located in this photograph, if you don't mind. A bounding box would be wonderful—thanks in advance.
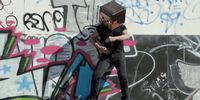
[0,0,200,100]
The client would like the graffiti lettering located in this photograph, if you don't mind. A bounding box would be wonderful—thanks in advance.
[23,10,64,32]
[0,15,18,28]
[160,12,181,33]
[0,0,13,14]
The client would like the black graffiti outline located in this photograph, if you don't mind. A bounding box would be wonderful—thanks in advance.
[0,15,18,28]
[0,0,13,14]
[23,10,64,32]
[6,15,18,27]
[72,0,88,36]
[24,12,49,32]
[52,10,64,30]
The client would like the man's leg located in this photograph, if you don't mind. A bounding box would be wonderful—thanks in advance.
[89,58,110,99]
[114,54,129,100]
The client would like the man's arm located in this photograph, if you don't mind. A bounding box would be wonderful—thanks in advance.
[105,29,130,43]
[90,31,110,54]
[90,32,102,49]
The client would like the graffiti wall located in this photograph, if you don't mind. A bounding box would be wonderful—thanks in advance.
[0,0,200,100]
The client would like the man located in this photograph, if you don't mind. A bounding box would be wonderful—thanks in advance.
[88,1,130,100]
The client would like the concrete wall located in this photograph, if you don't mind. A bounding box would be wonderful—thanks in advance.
[0,0,200,100]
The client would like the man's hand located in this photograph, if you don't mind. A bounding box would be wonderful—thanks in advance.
[98,46,110,54]
[105,36,116,43]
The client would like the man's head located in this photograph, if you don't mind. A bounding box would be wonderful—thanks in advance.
[99,1,126,30]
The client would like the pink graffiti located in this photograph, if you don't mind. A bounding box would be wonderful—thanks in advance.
[58,76,77,100]
[76,41,87,46]
[36,58,49,63]
[10,49,30,57]
[0,21,2,25]
[6,20,15,26]
[111,69,117,75]
[123,40,137,46]
[55,27,67,32]
[24,38,40,45]
[40,45,63,55]
[0,26,66,73]
[10,49,37,71]
[99,80,120,97]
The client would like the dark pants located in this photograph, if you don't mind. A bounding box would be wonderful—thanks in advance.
[89,53,129,99]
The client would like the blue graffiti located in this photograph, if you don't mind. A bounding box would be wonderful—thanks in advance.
[0,64,11,75]
[167,0,174,5]
[116,0,192,33]
[75,61,93,100]
[53,50,111,99]
[160,12,181,32]
[117,0,162,24]
[16,76,33,92]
